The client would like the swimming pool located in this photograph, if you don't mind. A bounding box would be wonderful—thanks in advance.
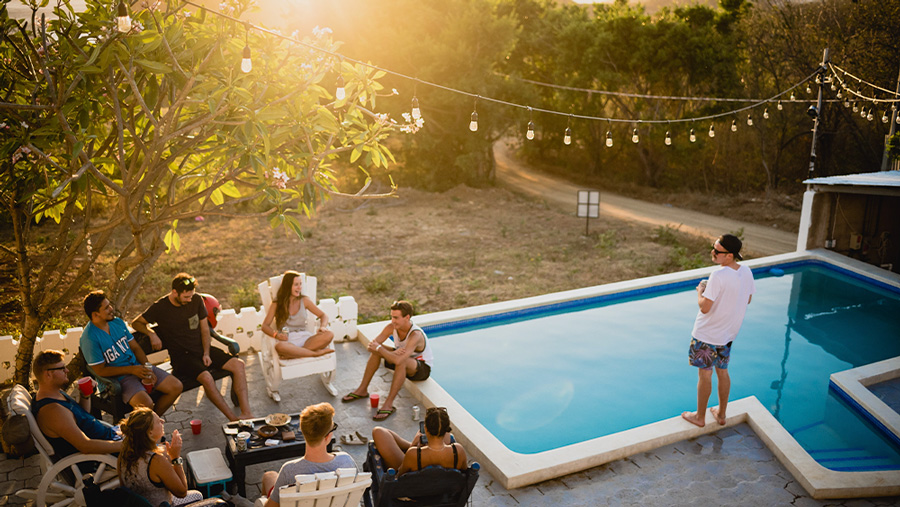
[357,250,900,497]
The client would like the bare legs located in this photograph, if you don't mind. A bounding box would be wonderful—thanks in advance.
[127,375,183,416]
[682,366,729,428]
[346,351,415,413]
[196,358,253,422]
[274,329,335,359]
[372,427,410,470]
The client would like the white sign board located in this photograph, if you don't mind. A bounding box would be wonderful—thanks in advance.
[576,190,600,218]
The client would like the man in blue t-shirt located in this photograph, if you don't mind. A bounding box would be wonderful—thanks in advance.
[80,290,183,415]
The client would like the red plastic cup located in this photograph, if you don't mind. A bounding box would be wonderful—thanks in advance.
[190,419,202,435]
[141,378,154,393]
[369,393,380,408]
[77,377,93,397]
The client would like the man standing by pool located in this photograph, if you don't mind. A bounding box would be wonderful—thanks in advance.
[682,234,755,428]
[341,300,433,421]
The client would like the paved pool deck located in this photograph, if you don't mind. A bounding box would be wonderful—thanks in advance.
[2,341,899,506]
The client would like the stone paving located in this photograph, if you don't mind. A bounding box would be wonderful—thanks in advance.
[2,341,899,506]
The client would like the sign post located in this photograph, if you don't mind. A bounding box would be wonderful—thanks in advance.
[576,190,600,235]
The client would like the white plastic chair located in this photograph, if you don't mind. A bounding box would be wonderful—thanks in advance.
[7,384,120,507]
[254,468,371,507]
[257,273,338,401]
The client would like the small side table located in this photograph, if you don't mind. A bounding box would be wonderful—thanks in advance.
[186,448,232,498]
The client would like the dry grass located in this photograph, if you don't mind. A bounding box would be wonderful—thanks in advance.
[3,185,719,332]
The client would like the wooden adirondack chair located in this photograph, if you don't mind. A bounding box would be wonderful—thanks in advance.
[253,468,372,507]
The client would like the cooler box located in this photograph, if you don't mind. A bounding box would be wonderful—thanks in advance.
[186,448,232,498]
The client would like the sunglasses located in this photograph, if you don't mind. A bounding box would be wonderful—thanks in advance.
[711,245,730,256]
[182,277,196,286]
[46,366,68,372]
[330,422,338,434]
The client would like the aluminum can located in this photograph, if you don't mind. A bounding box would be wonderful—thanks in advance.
[235,436,247,452]
[412,405,420,421]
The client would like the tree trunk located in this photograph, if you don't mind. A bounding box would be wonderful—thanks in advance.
[14,314,41,387]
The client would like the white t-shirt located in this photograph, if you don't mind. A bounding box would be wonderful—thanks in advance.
[691,264,756,346]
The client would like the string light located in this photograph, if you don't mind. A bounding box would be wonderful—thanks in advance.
[708,124,715,138]
[731,119,738,132]
[882,111,889,124]
[411,97,421,120]
[563,115,572,145]
[526,107,535,140]
[805,83,812,94]
[469,98,478,132]
[689,127,696,143]
[116,0,131,32]
[790,92,796,101]
[632,128,639,144]
[843,98,851,108]
[763,107,769,119]
[836,89,842,99]
[335,75,345,100]
[777,101,783,111]
[866,109,874,122]
[605,121,613,147]
[241,45,252,73]
[860,106,867,118]
[852,102,859,113]
[664,130,672,146]
[746,114,753,126]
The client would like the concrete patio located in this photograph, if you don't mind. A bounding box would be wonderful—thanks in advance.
[2,340,899,506]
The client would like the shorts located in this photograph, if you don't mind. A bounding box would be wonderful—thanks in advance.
[385,358,431,381]
[688,337,732,370]
[120,365,170,403]
[287,330,313,348]
[170,347,233,381]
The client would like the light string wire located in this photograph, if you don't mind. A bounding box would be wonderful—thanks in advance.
[828,62,900,103]
[172,2,894,127]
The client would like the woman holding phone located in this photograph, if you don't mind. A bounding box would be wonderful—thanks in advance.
[371,407,467,475]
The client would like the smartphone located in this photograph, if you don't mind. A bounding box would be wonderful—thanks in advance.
[419,421,426,446]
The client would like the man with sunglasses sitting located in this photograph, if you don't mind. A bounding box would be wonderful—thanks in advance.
[682,234,756,428]
[259,402,355,507]
[132,273,253,422]
[32,350,122,460]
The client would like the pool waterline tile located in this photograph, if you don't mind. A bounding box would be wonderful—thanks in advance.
[359,250,900,499]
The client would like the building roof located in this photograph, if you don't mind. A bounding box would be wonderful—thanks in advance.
[804,171,900,196]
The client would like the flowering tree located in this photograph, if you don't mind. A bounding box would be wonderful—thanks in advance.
[0,0,413,385]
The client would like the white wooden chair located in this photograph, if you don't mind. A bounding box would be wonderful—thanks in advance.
[254,468,371,507]
[257,273,338,401]
[7,384,120,507]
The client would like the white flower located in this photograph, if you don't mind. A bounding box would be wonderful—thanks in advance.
[375,113,390,126]
[391,88,399,95]
[312,26,332,37]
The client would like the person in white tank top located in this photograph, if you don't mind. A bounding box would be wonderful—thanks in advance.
[261,270,335,359]
[682,234,755,429]
[341,300,432,422]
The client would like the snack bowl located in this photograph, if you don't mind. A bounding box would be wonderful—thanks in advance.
[265,413,291,426]
[257,425,278,438]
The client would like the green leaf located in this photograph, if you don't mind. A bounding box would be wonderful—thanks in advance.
[219,180,241,198]
[135,59,172,74]
[210,188,224,206]
[283,214,304,238]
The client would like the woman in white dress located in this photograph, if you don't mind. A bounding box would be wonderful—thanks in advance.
[261,270,335,358]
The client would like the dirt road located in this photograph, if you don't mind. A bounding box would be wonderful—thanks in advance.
[494,142,798,256]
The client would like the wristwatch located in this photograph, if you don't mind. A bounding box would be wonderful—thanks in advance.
[171,457,184,466]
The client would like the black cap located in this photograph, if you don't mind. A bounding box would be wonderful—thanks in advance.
[719,234,743,260]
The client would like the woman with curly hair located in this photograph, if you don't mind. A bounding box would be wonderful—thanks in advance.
[372,407,467,475]
[261,270,335,358]
[118,408,203,506]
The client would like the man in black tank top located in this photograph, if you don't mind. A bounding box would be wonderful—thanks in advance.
[32,350,122,459]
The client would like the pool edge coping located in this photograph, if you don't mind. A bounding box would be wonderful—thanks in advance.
[830,357,900,446]
[358,249,900,499]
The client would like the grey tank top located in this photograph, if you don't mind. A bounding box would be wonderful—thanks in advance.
[283,299,307,332]
[120,452,171,506]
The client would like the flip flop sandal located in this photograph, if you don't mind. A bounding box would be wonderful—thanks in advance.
[341,392,368,403]
[373,407,396,421]
[354,431,369,444]
[340,434,366,445]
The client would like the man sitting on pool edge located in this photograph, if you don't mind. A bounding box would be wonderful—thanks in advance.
[341,300,433,421]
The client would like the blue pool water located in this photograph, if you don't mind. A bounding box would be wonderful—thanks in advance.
[426,261,900,471]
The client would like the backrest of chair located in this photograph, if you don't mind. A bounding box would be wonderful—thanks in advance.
[377,465,480,507]
[6,384,55,463]
[277,469,372,507]
[258,272,317,310]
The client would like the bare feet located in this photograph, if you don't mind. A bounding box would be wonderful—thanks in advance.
[710,407,726,426]
[681,411,705,428]
[238,412,255,420]
[314,348,335,357]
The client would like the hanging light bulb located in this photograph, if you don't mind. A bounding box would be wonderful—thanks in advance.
[836,89,842,99]
[896,114,900,125]
[777,101,783,111]
[564,127,572,145]
[843,98,851,108]
[866,109,874,121]
[805,83,812,94]
[411,97,421,120]
[860,106,867,118]
[116,0,132,32]
[763,108,769,120]
[824,74,832,84]
[241,44,252,73]
[526,120,535,140]
[747,114,753,126]
[632,128,639,143]
[335,75,345,100]
[605,130,613,147]
[689,128,696,143]
[882,111,889,123]
[664,131,671,146]
[830,81,837,91]
[731,119,737,132]
[708,124,715,138]
[469,111,478,132]
[852,102,859,113]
